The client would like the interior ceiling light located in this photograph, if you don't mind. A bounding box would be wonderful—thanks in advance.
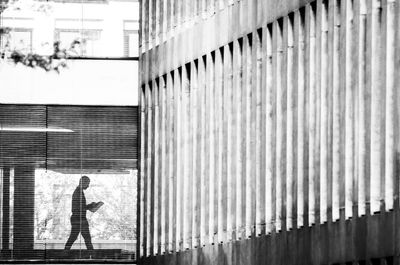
[0,127,74,132]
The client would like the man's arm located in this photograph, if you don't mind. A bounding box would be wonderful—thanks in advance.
[86,202,96,210]
[71,189,80,213]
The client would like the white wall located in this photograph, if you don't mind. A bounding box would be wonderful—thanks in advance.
[0,59,138,106]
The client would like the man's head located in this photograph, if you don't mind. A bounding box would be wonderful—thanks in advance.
[79,176,90,190]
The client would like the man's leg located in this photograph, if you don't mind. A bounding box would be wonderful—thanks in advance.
[65,216,80,250]
[81,219,94,250]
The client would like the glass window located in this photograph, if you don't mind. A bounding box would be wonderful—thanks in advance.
[123,20,138,57]
[55,29,102,57]
[0,105,138,261]
[1,28,33,52]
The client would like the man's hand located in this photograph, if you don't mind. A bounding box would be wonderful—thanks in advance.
[86,202,97,210]
[88,202,104,213]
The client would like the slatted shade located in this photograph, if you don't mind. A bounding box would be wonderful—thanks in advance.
[0,104,138,172]
[0,105,47,167]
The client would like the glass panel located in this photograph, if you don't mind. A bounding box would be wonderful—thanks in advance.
[0,105,138,262]
[0,169,2,251]
[34,169,136,259]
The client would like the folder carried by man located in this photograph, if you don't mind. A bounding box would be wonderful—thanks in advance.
[88,201,104,213]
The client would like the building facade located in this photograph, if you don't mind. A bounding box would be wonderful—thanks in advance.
[138,0,400,264]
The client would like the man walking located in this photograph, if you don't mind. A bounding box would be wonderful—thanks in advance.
[65,176,96,250]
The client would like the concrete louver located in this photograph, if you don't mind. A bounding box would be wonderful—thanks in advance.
[138,0,400,264]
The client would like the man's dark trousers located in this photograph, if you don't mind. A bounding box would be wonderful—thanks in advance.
[65,215,93,250]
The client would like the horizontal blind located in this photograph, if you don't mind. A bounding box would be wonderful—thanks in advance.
[0,105,47,166]
[47,105,138,172]
[0,105,46,259]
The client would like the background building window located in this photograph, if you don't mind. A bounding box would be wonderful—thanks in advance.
[123,20,138,57]
[54,29,102,57]
[1,28,33,52]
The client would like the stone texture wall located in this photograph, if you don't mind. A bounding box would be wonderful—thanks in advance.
[138,0,400,264]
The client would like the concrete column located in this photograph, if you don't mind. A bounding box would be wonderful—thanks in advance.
[244,34,253,237]
[170,69,178,252]
[13,166,35,258]
[370,0,384,215]
[225,44,235,240]
[191,61,200,248]
[332,0,342,222]
[1,168,10,257]
[238,37,247,239]
[249,30,258,236]
[139,87,146,258]
[254,29,263,236]
[230,41,240,241]
[151,0,157,47]
[314,0,322,228]
[385,0,396,213]
[198,56,208,246]
[286,15,296,230]
[175,67,183,251]
[155,0,162,45]
[234,39,244,239]
[161,0,167,42]
[167,72,175,252]
[203,54,212,245]
[182,63,192,249]
[153,80,160,255]
[338,0,347,221]
[142,0,149,50]
[275,19,285,232]
[319,0,329,224]
[145,83,153,257]
[296,9,306,229]
[160,76,167,254]
[215,47,225,243]
[264,25,275,234]
[165,0,171,38]
[221,44,229,244]
[357,0,368,217]
[208,53,216,244]
[164,73,175,252]
[148,0,153,47]
[344,0,355,220]
[308,3,317,226]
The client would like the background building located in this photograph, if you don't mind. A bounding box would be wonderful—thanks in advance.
[0,0,139,57]
[138,0,400,264]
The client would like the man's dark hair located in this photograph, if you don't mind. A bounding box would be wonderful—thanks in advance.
[80,175,90,185]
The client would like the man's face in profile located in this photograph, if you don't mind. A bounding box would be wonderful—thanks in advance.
[82,179,90,190]
[80,177,90,190]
